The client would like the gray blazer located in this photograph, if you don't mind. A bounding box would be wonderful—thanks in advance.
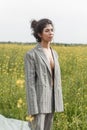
[24,43,64,115]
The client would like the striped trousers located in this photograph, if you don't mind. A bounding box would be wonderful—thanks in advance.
[28,88,55,130]
[28,113,54,130]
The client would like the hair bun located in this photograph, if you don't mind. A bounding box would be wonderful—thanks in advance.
[31,20,38,30]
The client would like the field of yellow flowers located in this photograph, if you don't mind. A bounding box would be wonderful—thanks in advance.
[0,43,87,130]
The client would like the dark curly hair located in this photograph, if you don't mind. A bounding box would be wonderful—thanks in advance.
[30,18,54,42]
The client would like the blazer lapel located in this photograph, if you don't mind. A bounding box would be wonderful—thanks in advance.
[35,43,52,75]
[35,43,58,78]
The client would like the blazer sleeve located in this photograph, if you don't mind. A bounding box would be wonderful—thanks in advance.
[24,52,39,115]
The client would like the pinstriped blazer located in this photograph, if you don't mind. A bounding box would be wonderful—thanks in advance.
[24,43,64,115]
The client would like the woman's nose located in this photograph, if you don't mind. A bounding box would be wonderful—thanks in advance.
[50,31,54,35]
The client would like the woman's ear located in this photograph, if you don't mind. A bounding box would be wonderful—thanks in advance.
[38,33,42,38]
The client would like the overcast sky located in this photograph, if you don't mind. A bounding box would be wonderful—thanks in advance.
[0,0,87,44]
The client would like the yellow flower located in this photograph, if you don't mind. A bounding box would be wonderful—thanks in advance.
[16,79,25,88]
[18,98,23,104]
[17,103,22,108]
[17,98,23,108]
[26,115,34,122]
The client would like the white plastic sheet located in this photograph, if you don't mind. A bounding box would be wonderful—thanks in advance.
[0,114,30,130]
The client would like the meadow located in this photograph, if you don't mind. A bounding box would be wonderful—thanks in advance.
[0,43,87,130]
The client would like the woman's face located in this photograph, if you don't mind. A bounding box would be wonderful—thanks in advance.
[39,24,54,43]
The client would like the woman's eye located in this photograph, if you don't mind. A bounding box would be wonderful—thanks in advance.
[45,29,53,32]
[45,29,49,32]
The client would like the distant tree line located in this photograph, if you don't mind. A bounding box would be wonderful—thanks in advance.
[0,41,87,46]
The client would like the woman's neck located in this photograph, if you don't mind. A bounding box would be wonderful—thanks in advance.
[40,41,51,49]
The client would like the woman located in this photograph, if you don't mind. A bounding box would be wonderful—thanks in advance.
[24,18,64,130]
